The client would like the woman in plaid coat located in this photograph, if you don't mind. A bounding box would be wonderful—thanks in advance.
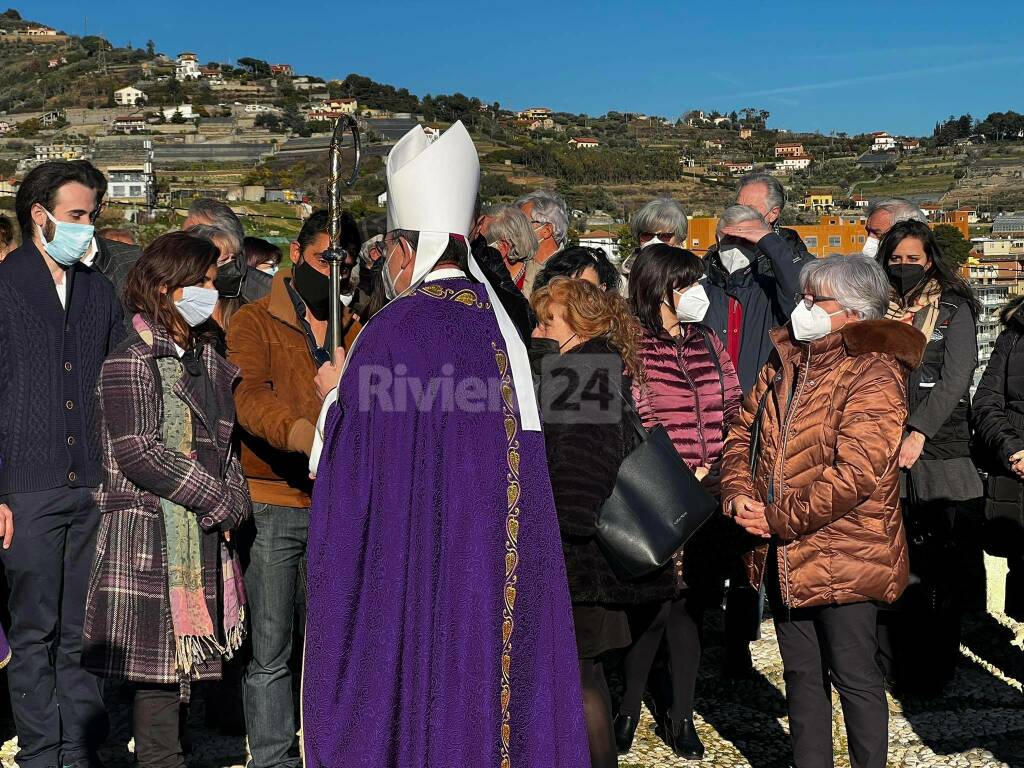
[82,232,251,768]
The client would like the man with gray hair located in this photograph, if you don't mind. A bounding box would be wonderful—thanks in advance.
[706,200,812,680]
[707,203,811,392]
[723,172,811,263]
[184,197,272,302]
[481,204,539,292]
[516,189,568,295]
[863,198,927,257]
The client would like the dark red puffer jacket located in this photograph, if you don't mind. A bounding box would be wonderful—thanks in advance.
[632,324,743,473]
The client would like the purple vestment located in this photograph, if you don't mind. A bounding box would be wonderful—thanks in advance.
[303,277,588,768]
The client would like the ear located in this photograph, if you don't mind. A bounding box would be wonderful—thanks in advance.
[290,241,302,265]
[539,222,553,241]
[398,237,415,269]
[159,284,168,296]
[30,202,48,229]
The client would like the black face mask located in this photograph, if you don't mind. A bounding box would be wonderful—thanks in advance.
[293,259,331,321]
[528,337,561,377]
[214,254,246,298]
[887,264,927,298]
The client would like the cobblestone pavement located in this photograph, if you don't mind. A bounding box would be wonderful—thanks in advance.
[0,559,1021,767]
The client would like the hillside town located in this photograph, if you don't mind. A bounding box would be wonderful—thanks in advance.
[5,7,1024,768]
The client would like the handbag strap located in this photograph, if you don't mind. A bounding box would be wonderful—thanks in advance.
[612,379,649,443]
[749,385,772,473]
[697,326,727,405]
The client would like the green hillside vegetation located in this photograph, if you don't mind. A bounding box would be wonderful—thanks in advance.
[7,8,1024,227]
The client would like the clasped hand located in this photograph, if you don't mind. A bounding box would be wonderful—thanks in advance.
[730,495,771,539]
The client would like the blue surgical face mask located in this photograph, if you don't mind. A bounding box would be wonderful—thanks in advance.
[174,285,219,327]
[36,207,95,267]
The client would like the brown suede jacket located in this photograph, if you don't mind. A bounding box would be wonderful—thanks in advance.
[720,319,926,609]
[227,268,361,507]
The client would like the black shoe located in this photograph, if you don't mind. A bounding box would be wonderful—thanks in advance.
[665,717,705,760]
[722,647,755,679]
[613,713,639,755]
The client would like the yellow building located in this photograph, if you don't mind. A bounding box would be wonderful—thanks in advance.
[803,188,834,211]
[684,214,969,258]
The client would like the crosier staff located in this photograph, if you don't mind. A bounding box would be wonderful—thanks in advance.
[324,115,362,353]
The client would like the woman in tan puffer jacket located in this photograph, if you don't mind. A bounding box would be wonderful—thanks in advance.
[720,254,925,768]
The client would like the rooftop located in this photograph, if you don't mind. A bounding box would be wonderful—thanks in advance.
[993,214,1024,233]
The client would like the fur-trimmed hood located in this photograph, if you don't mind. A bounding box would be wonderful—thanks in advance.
[1001,294,1024,331]
[771,318,927,373]
[839,318,927,371]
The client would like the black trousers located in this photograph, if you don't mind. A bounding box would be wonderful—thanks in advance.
[133,684,185,768]
[0,486,108,768]
[879,500,971,692]
[774,600,887,768]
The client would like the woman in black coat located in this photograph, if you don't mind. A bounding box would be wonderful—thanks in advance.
[531,277,673,768]
[972,295,1024,620]
[875,220,982,693]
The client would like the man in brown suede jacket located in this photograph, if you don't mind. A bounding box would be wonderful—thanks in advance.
[226,210,360,768]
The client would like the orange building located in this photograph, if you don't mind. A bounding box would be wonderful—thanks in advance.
[684,213,970,258]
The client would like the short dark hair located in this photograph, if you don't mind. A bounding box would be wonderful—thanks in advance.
[876,219,980,315]
[15,160,107,239]
[296,209,361,257]
[535,246,621,293]
[243,236,282,269]
[0,214,13,247]
[123,232,219,345]
[628,244,705,336]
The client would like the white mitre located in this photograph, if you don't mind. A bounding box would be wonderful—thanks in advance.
[385,120,478,287]
[308,122,540,474]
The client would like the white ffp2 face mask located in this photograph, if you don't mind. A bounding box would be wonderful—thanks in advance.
[861,236,880,258]
[673,283,710,324]
[719,246,751,274]
[790,302,847,342]
[642,236,668,249]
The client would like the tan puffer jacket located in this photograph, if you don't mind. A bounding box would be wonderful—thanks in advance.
[720,319,926,609]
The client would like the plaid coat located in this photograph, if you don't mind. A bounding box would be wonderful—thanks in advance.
[82,318,251,686]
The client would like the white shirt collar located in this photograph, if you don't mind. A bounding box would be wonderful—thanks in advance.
[424,267,467,283]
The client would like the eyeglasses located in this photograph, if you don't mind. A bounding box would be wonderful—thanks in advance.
[795,293,837,309]
[639,232,676,244]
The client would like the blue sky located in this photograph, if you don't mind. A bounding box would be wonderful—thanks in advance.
[38,1,1024,137]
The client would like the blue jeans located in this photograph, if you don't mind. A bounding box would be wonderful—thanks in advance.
[242,502,309,768]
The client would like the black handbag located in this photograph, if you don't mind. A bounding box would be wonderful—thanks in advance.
[595,387,718,581]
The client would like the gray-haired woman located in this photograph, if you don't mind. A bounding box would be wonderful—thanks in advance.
[720,255,926,768]
[622,198,689,276]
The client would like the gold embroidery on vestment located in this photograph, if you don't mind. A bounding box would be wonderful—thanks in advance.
[493,340,520,768]
[415,284,490,309]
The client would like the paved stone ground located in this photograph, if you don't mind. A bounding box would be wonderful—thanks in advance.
[0,557,1021,767]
